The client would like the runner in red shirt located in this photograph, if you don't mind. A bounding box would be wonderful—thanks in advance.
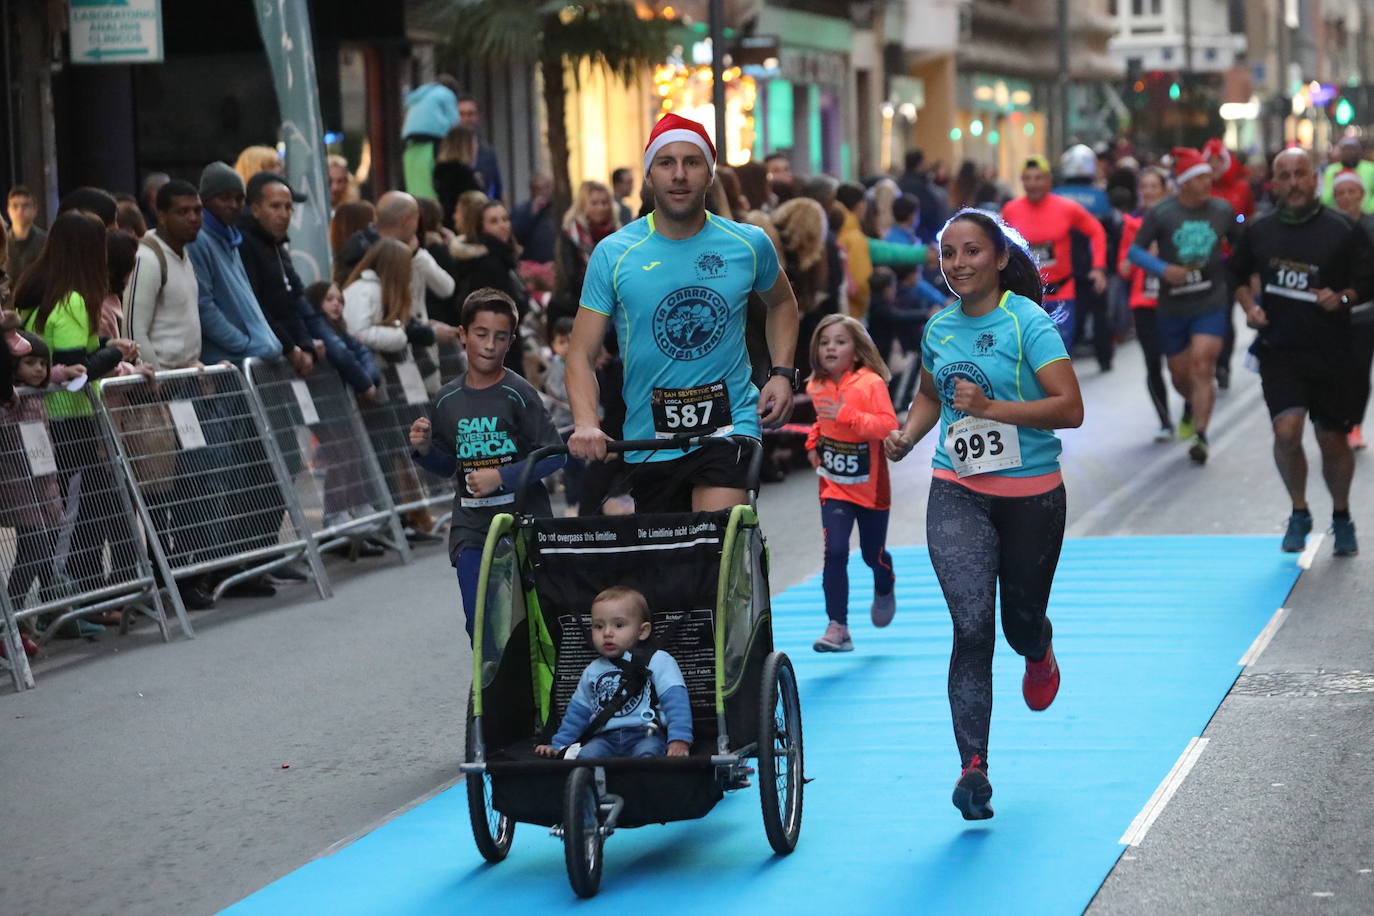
[1119,166,1175,441]
[1001,157,1108,351]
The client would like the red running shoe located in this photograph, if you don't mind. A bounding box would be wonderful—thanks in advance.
[1023,643,1060,711]
[952,754,993,820]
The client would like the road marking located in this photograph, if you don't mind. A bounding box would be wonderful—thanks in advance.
[1119,737,1209,847]
[1238,607,1288,666]
[1297,532,1325,570]
[1067,383,1262,538]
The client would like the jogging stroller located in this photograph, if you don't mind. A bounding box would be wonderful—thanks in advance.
[460,436,804,897]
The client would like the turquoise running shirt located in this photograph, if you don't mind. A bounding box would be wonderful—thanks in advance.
[921,291,1070,477]
[580,212,781,462]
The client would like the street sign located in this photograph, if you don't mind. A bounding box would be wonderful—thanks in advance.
[69,0,164,65]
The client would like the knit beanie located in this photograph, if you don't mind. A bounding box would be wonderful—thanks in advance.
[200,161,245,199]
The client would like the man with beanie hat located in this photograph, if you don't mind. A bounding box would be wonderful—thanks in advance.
[186,162,282,365]
[566,113,801,513]
[1127,147,1240,464]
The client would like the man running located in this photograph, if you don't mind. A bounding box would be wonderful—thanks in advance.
[1231,148,1374,556]
[567,114,800,512]
[1001,156,1107,352]
[1127,147,1238,464]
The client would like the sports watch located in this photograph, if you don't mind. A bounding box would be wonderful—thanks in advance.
[769,366,802,392]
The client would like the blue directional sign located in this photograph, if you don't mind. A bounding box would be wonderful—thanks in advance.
[69,0,164,65]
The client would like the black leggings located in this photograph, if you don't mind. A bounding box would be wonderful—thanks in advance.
[926,477,1066,769]
[1133,308,1171,429]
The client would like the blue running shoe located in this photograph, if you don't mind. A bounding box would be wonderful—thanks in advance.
[1332,516,1359,556]
[1281,512,1312,553]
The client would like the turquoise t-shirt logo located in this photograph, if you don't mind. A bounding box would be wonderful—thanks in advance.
[934,360,994,419]
[653,286,730,360]
[1172,219,1218,263]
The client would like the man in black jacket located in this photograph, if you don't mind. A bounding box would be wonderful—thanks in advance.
[238,172,320,376]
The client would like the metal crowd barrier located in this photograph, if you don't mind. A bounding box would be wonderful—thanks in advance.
[354,360,454,531]
[436,339,467,385]
[100,366,331,626]
[242,357,410,561]
[1,383,174,691]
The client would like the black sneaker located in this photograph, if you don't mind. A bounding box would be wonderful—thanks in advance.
[178,581,215,610]
[266,563,309,583]
[222,575,277,599]
[404,526,443,544]
[1188,433,1209,464]
[952,754,994,820]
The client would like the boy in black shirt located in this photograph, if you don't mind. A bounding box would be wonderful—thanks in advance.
[410,288,564,637]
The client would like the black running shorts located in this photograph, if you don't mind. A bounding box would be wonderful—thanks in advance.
[1258,346,1359,433]
[628,439,754,513]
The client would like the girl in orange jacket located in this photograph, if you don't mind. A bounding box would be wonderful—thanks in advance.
[805,314,900,652]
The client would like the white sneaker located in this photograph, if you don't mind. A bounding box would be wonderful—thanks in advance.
[813,621,853,652]
[1153,426,1174,443]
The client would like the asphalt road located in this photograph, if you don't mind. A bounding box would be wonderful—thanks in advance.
[3,333,1371,915]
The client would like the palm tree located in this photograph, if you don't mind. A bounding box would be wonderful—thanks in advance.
[439,1,674,213]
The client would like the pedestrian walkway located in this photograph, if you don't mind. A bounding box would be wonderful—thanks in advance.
[221,536,1300,915]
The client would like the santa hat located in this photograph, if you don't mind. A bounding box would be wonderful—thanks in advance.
[1172,147,1211,185]
[643,113,716,175]
[1201,137,1231,172]
[1333,168,1364,193]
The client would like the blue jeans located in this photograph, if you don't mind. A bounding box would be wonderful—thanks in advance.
[579,726,666,758]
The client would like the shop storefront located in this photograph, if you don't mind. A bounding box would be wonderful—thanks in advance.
[954,73,1047,185]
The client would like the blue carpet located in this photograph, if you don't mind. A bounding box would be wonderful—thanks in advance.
[223,536,1299,916]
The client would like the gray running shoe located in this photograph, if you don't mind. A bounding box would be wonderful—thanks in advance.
[871,591,896,628]
[1281,512,1312,553]
[812,621,853,653]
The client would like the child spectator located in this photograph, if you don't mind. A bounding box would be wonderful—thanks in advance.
[1,331,84,647]
[408,288,564,637]
[542,316,581,512]
[536,585,693,758]
[304,281,387,548]
[805,314,900,653]
[305,281,382,399]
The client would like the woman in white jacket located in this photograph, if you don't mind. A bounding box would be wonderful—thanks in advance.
[342,237,449,538]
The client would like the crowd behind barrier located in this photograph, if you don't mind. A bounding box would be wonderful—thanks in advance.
[0,355,461,692]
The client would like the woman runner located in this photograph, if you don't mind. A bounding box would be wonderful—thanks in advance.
[885,208,1084,820]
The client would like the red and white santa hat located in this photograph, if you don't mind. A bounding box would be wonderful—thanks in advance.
[1172,147,1211,185]
[1201,137,1231,173]
[643,113,717,174]
[1333,168,1364,192]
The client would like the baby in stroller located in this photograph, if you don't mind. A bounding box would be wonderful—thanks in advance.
[535,585,693,759]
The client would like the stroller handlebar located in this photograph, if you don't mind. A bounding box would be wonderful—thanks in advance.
[514,435,765,514]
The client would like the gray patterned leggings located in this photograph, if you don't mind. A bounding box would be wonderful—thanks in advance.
[926,477,1066,769]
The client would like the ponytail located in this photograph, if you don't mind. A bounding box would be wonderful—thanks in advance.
[939,208,1045,305]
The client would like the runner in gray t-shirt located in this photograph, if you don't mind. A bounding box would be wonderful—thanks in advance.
[1127,148,1240,464]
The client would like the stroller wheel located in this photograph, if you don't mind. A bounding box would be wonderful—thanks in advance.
[466,695,514,862]
[563,766,604,897]
[466,766,515,862]
[758,651,804,854]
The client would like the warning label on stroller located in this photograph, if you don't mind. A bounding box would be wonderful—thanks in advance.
[554,608,716,720]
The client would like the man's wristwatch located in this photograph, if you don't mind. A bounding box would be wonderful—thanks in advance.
[769,366,802,393]
[1340,293,1353,307]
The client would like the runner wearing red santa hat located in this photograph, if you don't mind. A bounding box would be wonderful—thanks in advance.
[565,113,802,512]
[1126,147,1242,464]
